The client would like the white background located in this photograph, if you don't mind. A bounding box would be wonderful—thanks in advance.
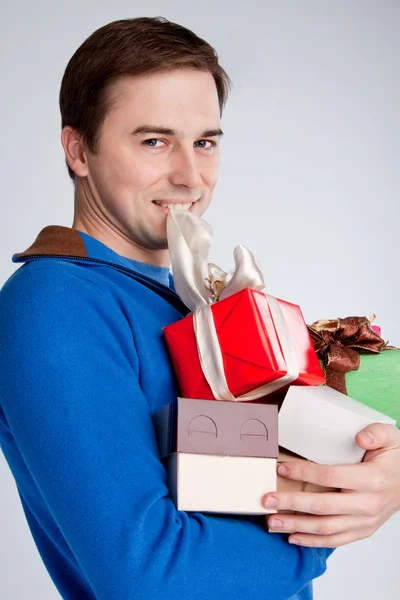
[0,1,399,598]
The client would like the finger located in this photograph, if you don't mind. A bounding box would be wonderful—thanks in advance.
[262,491,381,516]
[276,458,384,492]
[356,423,400,451]
[287,527,375,548]
[267,513,371,537]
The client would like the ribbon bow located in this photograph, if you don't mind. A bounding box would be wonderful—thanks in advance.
[166,209,265,310]
[166,210,299,401]
[307,316,387,394]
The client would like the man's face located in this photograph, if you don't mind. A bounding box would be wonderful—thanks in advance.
[80,68,222,251]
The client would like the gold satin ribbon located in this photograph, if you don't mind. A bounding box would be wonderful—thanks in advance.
[166,210,299,401]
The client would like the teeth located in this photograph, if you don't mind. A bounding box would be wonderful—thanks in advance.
[156,202,193,211]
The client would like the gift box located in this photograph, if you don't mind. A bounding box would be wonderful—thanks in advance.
[164,209,325,403]
[278,385,396,465]
[153,398,279,515]
[317,351,400,425]
[164,289,325,401]
[341,351,400,424]
[153,397,279,459]
[164,453,277,515]
[307,316,400,425]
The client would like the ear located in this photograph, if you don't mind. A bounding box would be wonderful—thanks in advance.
[61,126,89,177]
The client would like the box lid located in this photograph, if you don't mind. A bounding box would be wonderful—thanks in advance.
[153,397,279,459]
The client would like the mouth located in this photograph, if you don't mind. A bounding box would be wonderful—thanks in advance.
[152,199,199,214]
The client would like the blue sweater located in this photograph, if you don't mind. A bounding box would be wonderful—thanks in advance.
[0,226,333,599]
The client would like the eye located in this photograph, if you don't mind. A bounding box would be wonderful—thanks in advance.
[142,138,165,148]
[195,139,218,151]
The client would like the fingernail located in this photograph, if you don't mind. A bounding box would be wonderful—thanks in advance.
[278,464,290,476]
[289,538,300,545]
[360,431,374,444]
[264,496,279,508]
[269,518,283,529]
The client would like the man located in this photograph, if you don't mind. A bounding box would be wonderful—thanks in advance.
[0,17,399,600]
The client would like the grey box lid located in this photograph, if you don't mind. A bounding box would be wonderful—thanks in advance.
[153,397,278,459]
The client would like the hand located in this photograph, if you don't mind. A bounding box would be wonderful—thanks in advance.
[262,423,400,548]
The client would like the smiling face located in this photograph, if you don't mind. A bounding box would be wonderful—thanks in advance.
[66,68,222,265]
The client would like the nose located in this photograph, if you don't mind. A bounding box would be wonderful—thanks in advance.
[168,145,202,190]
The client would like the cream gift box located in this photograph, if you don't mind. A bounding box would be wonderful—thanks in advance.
[153,397,279,515]
[278,385,396,465]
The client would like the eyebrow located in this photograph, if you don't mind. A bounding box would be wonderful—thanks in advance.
[132,125,224,138]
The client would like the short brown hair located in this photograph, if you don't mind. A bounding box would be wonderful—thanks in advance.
[60,17,232,181]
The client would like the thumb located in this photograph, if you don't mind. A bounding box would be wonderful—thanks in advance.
[356,423,399,451]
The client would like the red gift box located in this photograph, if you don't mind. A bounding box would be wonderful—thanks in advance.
[163,288,325,401]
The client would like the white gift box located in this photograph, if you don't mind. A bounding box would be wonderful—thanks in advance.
[164,453,277,515]
[278,385,397,465]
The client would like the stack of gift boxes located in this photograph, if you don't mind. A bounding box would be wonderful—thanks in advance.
[153,398,279,514]
[152,211,398,516]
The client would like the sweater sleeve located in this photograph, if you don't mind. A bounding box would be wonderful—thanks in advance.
[0,266,333,600]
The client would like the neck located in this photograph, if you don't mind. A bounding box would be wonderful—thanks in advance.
[72,179,171,267]
[72,216,171,267]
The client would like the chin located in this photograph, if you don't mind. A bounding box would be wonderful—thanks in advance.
[146,232,169,251]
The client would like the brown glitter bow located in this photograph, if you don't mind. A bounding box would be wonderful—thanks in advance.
[307,316,388,394]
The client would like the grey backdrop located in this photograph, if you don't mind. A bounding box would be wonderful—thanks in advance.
[1,1,399,599]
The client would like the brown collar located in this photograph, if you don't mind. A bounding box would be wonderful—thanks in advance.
[15,226,88,261]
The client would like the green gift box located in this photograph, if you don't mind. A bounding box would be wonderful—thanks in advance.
[319,349,400,426]
[308,315,399,426]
